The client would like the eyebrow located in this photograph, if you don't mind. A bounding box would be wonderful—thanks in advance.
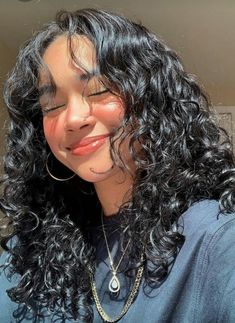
[74,62,99,77]
[38,84,55,98]
[79,69,99,81]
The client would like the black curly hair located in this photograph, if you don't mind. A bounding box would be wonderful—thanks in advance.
[1,8,235,322]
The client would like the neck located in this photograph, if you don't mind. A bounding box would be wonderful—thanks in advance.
[94,168,134,216]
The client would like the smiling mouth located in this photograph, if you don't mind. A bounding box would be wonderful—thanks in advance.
[70,134,110,148]
[69,134,110,156]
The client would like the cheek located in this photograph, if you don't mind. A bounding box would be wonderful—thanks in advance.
[43,117,60,147]
[93,99,124,127]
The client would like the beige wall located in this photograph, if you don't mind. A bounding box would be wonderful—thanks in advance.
[207,85,235,106]
[0,41,14,165]
[0,42,14,249]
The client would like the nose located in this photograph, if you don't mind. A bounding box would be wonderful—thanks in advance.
[64,96,95,132]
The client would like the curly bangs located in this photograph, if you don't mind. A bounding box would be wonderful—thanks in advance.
[1,8,235,322]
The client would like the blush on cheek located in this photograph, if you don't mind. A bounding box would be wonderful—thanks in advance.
[94,100,124,127]
[43,118,58,145]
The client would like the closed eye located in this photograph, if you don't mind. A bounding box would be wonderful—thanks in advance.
[42,89,110,114]
[42,103,66,115]
[87,89,110,97]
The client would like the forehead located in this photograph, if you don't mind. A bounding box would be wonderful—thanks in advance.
[39,35,97,84]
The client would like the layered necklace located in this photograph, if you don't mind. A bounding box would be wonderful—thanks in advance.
[88,211,144,322]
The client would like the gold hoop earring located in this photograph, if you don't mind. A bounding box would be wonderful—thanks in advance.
[46,153,76,182]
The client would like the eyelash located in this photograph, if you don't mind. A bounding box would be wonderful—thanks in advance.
[42,104,65,115]
[87,89,109,97]
[42,89,110,115]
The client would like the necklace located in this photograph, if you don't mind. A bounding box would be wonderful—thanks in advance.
[101,211,131,293]
[89,254,144,323]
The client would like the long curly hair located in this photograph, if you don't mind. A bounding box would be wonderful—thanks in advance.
[1,8,235,322]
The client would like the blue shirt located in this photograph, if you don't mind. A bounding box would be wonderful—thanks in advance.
[1,200,235,322]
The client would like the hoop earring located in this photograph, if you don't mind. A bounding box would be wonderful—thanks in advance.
[46,153,76,182]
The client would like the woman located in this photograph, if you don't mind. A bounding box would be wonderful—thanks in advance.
[1,8,235,323]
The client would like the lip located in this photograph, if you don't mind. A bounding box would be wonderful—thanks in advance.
[69,134,110,156]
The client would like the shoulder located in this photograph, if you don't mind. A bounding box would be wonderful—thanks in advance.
[181,199,235,278]
[0,238,21,292]
[0,251,21,322]
[181,200,235,322]
[181,199,235,239]
[0,249,20,286]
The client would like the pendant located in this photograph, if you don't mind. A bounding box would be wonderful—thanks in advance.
[108,273,120,293]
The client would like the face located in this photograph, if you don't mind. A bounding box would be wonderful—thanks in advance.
[40,35,133,183]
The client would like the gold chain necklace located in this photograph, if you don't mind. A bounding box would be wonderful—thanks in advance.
[101,211,131,293]
[89,253,144,323]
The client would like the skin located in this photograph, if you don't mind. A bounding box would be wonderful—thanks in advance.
[40,35,135,216]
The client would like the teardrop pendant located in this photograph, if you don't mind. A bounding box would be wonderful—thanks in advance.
[108,274,120,293]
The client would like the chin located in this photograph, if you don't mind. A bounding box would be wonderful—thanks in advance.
[77,172,113,183]
[74,164,116,183]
